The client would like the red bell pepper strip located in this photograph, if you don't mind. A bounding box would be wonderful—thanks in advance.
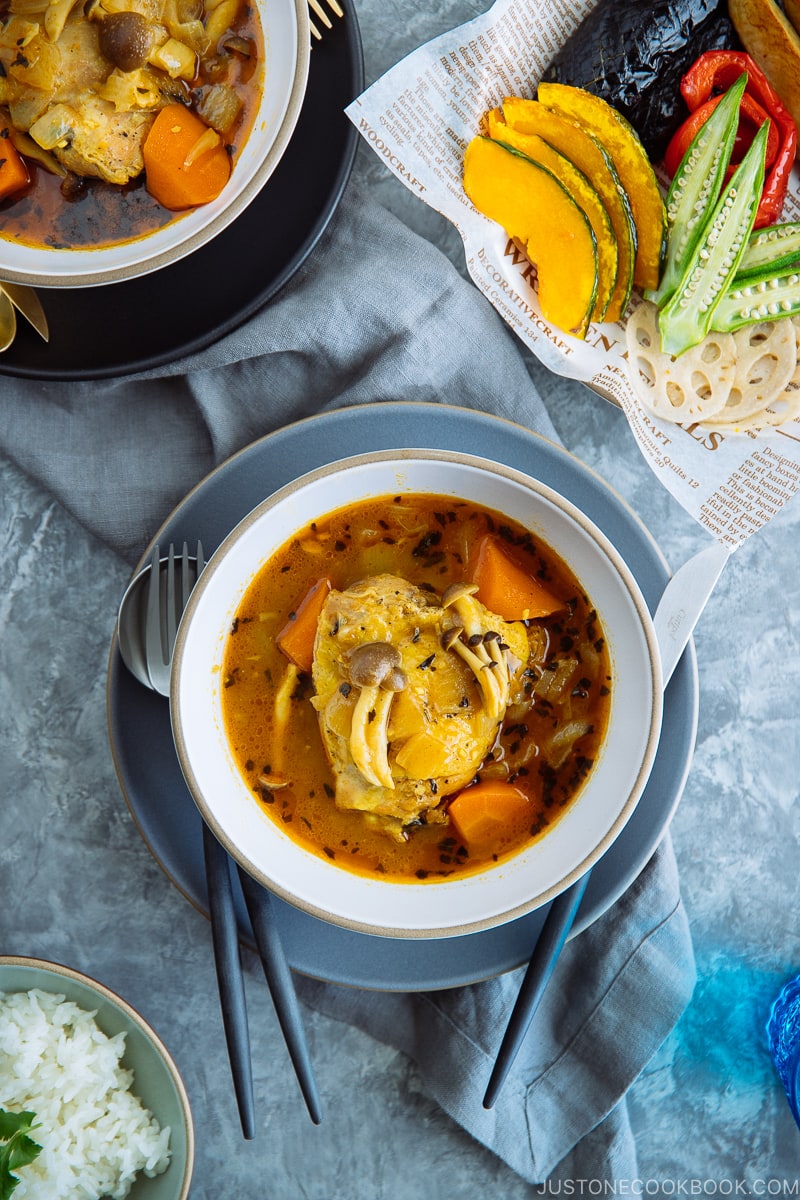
[663,91,779,179]
[663,50,797,228]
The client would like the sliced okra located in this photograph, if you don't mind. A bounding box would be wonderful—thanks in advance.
[659,118,770,358]
[711,268,800,333]
[733,220,800,283]
[647,73,747,310]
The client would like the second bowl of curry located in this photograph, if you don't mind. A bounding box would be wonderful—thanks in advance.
[0,0,309,284]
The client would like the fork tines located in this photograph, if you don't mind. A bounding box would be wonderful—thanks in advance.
[308,0,343,40]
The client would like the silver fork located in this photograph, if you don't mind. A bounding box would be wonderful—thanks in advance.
[144,541,204,695]
[308,0,343,41]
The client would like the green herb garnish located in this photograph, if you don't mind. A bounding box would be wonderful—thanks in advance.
[0,1108,43,1199]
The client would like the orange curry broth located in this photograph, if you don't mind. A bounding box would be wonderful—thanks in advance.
[0,4,263,250]
[221,493,612,882]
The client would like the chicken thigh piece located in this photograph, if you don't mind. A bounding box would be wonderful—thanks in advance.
[310,573,531,841]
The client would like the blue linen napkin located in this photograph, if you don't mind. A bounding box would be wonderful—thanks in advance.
[0,180,695,1183]
[298,837,691,1183]
[0,179,560,562]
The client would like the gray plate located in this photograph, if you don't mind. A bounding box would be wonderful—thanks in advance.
[106,401,698,991]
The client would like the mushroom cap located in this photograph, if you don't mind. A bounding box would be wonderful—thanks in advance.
[98,11,155,72]
[348,641,403,688]
[382,666,408,692]
[440,627,462,651]
[441,581,479,608]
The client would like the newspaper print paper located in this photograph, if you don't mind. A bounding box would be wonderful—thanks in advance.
[346,0,800,548]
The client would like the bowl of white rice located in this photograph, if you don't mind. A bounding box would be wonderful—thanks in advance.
[0,957,193,1200]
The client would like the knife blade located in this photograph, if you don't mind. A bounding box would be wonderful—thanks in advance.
[0,282,49,343]
[653,538,731,686]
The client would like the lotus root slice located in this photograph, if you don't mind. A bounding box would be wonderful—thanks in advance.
[625,302,735,422]
[710,319,797,424]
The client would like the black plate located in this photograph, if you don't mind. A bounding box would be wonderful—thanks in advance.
[0,13,364,381]
[107,402,699,992]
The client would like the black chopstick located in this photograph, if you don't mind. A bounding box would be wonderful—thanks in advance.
[483,871,591,1109]
[237,864,323,1125]
[201,822,256,1139]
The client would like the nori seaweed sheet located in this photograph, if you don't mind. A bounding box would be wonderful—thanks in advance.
[541,0,739,160]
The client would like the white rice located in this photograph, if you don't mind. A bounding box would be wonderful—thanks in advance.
[0,988,172,1200]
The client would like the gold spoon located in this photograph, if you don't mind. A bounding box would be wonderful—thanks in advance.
[0,288,17,352]
[1,281,49,343]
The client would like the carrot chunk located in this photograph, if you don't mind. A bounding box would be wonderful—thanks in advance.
[0,133,29,201]
[472,534,562,621]
[448,780,533,848]
[143,104,231,211]
[276,578,333,673]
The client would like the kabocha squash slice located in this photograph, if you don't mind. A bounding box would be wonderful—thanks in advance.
[501,96,636,321]
[486,109,618,322]
[537,82,667,294]
[463,135,599,338]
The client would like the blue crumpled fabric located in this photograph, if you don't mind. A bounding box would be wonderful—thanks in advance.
[0,179,695,1183]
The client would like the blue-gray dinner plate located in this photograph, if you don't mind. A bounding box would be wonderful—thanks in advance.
[106,401,698,991]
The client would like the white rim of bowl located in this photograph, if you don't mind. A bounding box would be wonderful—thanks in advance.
[0,954,195,1197]
[0,0,311,287]
[171,448,664,938]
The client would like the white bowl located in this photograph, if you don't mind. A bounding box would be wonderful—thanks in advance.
[171,450,663,939]
[0,956,194,1200]
[0,0,309,287]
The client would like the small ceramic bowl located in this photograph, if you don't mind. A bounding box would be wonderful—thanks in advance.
[0,956,194,1200]
[0,0,309,287]
[171,449,664,939]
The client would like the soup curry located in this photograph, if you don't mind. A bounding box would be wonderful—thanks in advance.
[0,0,263,248]
[221,494,612,882]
